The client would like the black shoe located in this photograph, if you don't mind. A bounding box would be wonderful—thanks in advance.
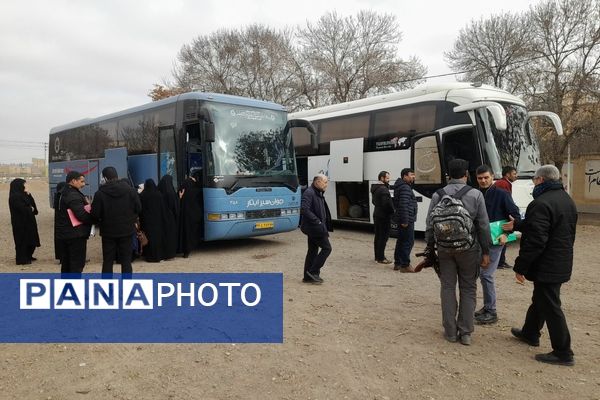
[305,272,323,284]
[475,311,498,324]
[183,253,190,259]
[535,352,574,366]
[31,257,37,261]
[511,328,540,347]
[376,259,392,264]
[474,307,486,317]
[497,262,512,269]
[393,264,401,271]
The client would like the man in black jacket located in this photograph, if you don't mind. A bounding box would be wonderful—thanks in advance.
[392,168,417,272]
[503,165,577,366]
[371,171,394,264]
[91,167,141,274]
[55,171,94,273]
[300,174,333,284]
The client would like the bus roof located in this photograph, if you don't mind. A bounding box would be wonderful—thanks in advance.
[50,92,286,134]
[289,82,525,121]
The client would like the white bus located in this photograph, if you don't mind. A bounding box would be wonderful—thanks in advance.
[289,82,563,231]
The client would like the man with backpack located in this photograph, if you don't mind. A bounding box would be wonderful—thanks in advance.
[425,158,491,346]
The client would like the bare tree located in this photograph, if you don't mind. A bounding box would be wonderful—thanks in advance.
[445,0,600,167]
[524,0,600,168]
[444,12,534,89]
[168,25,299,107]
[295,10,426,106]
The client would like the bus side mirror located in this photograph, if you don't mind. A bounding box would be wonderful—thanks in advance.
[526,111,563,136]
[203,121,215,142]
[454,101,507,131]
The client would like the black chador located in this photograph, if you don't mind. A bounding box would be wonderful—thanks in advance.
[8,178,40,265]
[158,175,179,260]
[139,179,166,262]
[178,175,203,257]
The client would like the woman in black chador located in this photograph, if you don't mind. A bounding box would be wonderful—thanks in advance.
[178,172,203,258]
[139,179,165,262]
[157,175,179,260]
[8,178,41,265]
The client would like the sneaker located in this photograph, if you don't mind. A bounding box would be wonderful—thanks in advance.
[399,265,415,273]
[475,311,498,324]
[510,328,540,347]
[459,334,472,346]
[535,352,574,366]
[376,259,392,264]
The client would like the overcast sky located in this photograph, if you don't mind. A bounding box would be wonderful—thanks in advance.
[0,0,543,163]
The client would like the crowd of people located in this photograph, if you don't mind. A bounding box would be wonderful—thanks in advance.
[9,167,203,275]
[299,160,577,366]
[8,161,578,366]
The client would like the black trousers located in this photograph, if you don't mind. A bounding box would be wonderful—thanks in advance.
[102,236,133,274]
[303,235,332,278]
[373,217,391,261]
[521,281,573,359]
[59,237,88,274]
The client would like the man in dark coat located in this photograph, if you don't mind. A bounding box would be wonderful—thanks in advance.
[91,167,141,274]
[300,174,333,284]
[53,181,67,263]
[503,164,577,366]
[9,178,41,265]
[54,171,93,273]
[139,179,165,262]
[392,168,418,272]
[371,171,394,264]
[474,165,521,325]
[158,174,179,260]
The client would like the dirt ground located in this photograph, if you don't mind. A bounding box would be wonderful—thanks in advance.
[1,180,599,400]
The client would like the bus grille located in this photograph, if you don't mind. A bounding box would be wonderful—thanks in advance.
[246,209,281,219]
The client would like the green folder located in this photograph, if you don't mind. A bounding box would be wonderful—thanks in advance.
[489,219,517,246]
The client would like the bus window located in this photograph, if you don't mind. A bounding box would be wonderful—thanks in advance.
[291,125,315,156]
[371,104,437,151]
[320,115,369,154]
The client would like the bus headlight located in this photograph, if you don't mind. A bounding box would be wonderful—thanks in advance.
[280,208,300,215]
[208,212,246,221]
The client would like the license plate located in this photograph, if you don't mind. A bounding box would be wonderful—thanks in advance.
[255,221,274,229]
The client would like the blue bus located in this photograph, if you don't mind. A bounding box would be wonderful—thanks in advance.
[48,92,314,241]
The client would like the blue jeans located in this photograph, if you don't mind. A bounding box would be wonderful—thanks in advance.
[479,245,503,313]
[394,222,414,266]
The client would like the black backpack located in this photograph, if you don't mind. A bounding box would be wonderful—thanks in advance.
[430,186,475,252]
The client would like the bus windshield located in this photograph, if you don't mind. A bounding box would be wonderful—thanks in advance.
[207,103,295,177]
[481,103,541,178]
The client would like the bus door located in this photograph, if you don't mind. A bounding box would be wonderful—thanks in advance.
[158,126,178,189]
[440,126,482,184]
[184,123,202,179]
[411,132,444,231]
[85,160,100,198]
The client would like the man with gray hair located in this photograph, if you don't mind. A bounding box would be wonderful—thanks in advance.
[300,174,333,284]
[503,164,577,366]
